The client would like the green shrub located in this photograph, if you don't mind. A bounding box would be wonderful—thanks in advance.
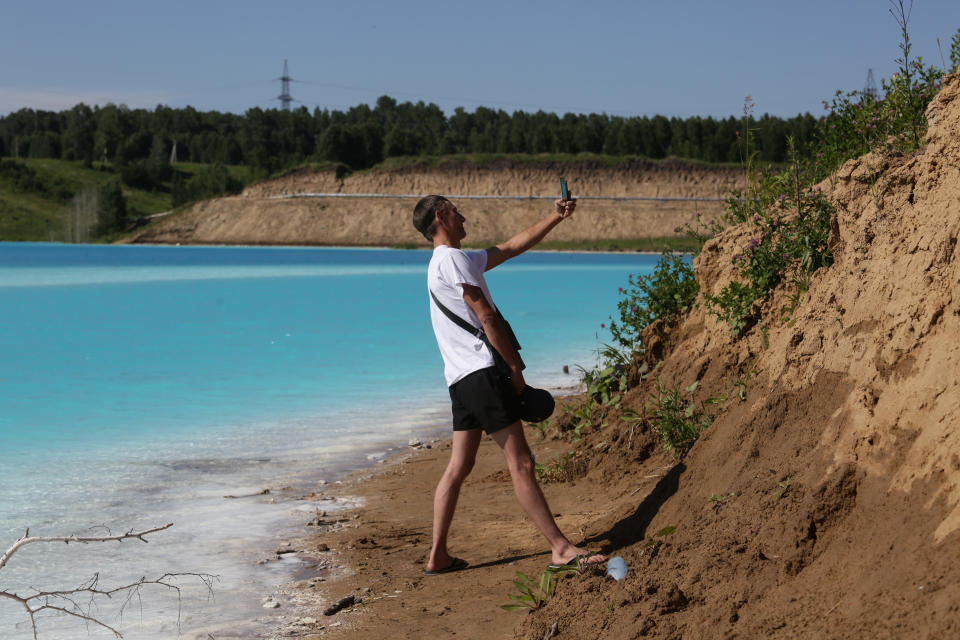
[0,159,73,202]
[171,162,243,206]
[607,253,698,352]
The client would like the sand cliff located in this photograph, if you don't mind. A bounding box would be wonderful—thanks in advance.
[125,160,743,246]
[511,71,960,638]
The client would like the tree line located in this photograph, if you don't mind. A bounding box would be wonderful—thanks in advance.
[1,97,819,176]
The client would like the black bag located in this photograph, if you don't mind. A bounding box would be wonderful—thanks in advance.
[430,290,525,377]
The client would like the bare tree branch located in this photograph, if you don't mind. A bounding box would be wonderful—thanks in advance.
[1,524,218,639]
[1,523,174,572]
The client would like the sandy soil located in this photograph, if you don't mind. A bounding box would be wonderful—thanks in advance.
[249,74,960,639]
[124,160,742,247]
[267,412,622,639]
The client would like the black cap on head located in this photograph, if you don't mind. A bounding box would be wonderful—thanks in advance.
[520,386,555,423]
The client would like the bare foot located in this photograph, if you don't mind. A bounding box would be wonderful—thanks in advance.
[550,546,607,568]
[425,550,455,574]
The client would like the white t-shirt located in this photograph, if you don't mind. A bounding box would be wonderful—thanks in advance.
[427,245,497,386]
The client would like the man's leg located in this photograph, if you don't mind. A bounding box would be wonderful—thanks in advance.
[426,428,483,573]
[490,421,605,566]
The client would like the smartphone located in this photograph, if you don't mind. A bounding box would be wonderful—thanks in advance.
[560,178,569,201]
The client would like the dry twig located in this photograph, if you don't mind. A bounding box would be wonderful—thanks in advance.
[0,524,218,639]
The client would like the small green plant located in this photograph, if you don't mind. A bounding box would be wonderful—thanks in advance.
[535,451,576,482]
[733,376,748,402]
[648,380,715,457]
[529,419,550,440]
[500,565,580,612]
[639,525,676,558]
[620,407,646,444]
[606,253,698,352]
[708,492,735,504]
[775,476,792,500]
[703,280,757,336]
[560,402,594,442]
[580,363,626,408]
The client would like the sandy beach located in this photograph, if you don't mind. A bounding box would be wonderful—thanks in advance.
[268,394,625,639]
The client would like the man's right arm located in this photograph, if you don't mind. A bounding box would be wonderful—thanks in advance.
[484,198,576,271]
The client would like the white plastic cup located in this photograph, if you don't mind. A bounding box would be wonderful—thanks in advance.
[606,556,627,581]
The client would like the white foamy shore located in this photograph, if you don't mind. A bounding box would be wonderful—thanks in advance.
[1,401,459,640]
[2,355,588,640]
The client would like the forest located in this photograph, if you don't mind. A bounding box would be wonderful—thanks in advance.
[1,97,818,179]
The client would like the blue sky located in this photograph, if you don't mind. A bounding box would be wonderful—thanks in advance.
[2,0,958,119]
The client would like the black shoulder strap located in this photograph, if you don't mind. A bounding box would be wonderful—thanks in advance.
[430,290,485,339]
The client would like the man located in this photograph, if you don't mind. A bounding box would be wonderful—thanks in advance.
[412,194,606,575]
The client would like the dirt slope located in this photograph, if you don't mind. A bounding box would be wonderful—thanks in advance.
[506,72,960,639]
[125,160,741,246]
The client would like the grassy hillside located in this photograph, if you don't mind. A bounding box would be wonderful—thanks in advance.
[0,158,248,242]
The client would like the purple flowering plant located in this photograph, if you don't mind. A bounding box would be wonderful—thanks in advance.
[704,138,834,336]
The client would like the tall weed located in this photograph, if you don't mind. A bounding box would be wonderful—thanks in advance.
[649,380,714,457]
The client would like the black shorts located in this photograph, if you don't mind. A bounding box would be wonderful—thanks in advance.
[449,366,522,434]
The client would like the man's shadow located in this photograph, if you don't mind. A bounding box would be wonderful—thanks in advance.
[584,461,686,552]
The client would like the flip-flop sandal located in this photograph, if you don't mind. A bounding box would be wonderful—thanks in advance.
[423,557,469,576]
[547,552,605,570]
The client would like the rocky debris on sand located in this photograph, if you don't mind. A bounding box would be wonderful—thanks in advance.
[306,510,328,526]
[276,542,297,555]
[223,488,270,499]
[323,594,358,616]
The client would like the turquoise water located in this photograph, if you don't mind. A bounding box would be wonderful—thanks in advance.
[0,243,660,638]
